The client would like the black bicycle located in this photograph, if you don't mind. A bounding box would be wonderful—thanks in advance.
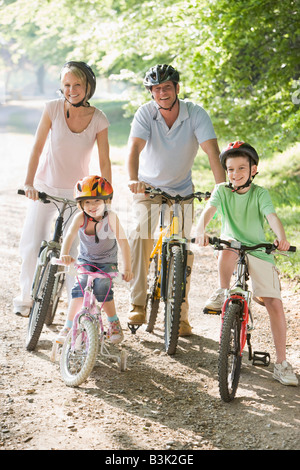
[18,190,77,351]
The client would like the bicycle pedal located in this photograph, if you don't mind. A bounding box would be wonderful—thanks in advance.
[203,307,221,315]
[127,323,141,334]
[252,351,270,367]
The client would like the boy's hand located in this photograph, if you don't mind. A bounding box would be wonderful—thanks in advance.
[196,233,210,246]
[274,239,290,251]
[60,255,75,265]
[123,270,134,282]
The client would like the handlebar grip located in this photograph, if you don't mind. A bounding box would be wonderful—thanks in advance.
[17,189,49,202]
[289,246,296,252]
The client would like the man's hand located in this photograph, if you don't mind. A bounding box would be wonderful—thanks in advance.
[128,180,147,194]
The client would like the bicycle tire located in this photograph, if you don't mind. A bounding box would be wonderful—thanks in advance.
[218,303,242,402]
[146,253,160,332]
[60,319,99,387]
[26,260,58,351]
[164,245,184,355]
[45,271,65,326]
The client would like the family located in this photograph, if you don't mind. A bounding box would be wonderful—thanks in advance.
[13,61,297,387]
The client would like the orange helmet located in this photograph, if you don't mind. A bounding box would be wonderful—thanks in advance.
[74,175,113,201]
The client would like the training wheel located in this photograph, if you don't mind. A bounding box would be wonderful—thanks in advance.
[50,341,59,363]
[119,350,128,372]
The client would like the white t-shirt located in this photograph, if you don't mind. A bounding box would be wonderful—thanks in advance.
[35,99,109,190]
[130,99,216,195]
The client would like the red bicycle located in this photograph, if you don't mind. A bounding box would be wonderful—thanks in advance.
[208,237,296,402]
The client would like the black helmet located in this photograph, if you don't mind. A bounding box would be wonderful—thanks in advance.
[61,61,96,101]
[143,64,180,88]
[220,141,259,169]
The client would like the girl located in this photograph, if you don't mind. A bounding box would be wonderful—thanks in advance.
[56,175,133,344]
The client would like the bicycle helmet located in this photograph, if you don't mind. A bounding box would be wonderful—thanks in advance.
[60,61,96,110]
[220,141,259,169]
[143,64,180,88]
[74,175,113,202]
[220,141,259,192]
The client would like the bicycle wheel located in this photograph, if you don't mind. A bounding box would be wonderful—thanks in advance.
[26,258,58,351]
[60,319,99,387]
[164,245,184,355]
[218,303,242,402]
[146,253,160,332]
[45,271,65,326]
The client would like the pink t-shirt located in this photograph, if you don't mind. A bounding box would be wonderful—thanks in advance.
[35,99,109,189]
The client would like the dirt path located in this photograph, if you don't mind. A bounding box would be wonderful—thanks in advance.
[0,101,299,451]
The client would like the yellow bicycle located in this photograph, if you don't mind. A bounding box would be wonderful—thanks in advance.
[134,187,210,355]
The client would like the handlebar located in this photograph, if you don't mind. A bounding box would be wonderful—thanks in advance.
[50,258,124,283]
[208,237,296,254]
[18,189,49,203]
[145,187,211,202]
[18,189,76,206]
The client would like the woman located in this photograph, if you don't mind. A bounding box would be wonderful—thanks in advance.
[13,61,112,316]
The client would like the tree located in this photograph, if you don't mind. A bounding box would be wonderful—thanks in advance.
[1,0,299,153]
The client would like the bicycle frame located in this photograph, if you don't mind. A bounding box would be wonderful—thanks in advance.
[18,190,78,350]
[53,261,123,359]
[70,267,115,358]
[148,190,198,303]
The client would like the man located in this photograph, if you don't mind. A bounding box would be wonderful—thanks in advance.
[127,64,225,335]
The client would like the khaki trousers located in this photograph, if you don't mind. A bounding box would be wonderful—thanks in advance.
[129,193,194,321]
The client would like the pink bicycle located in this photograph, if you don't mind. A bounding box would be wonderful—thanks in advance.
[50,260,128,387]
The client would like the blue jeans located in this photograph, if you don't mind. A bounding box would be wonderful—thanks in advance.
[71,259,118,302]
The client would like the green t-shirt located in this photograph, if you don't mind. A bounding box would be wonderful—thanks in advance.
[208,183,276,264]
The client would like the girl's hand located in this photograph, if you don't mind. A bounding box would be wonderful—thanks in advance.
[123,270,134,282]
[60,255,75,266]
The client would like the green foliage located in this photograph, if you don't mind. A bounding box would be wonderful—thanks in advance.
[1,0,299,155]
[92,99,131,147]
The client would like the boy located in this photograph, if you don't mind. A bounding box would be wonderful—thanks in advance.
[196,141,298,386]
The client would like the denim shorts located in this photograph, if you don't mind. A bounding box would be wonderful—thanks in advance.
[71,259,118,302]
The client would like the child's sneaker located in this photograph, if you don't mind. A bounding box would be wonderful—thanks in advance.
[55,327,70,345]
[107,319,124,344]
[203,288,225,313]
[273,361,298,386]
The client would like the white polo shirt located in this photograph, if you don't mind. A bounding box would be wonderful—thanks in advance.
[130,99,216,196]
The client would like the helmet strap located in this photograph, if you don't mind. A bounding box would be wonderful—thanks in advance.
[63,81,90,118]
[225,169,258,193]
[84,209,108,244]
[151,89,178,111]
